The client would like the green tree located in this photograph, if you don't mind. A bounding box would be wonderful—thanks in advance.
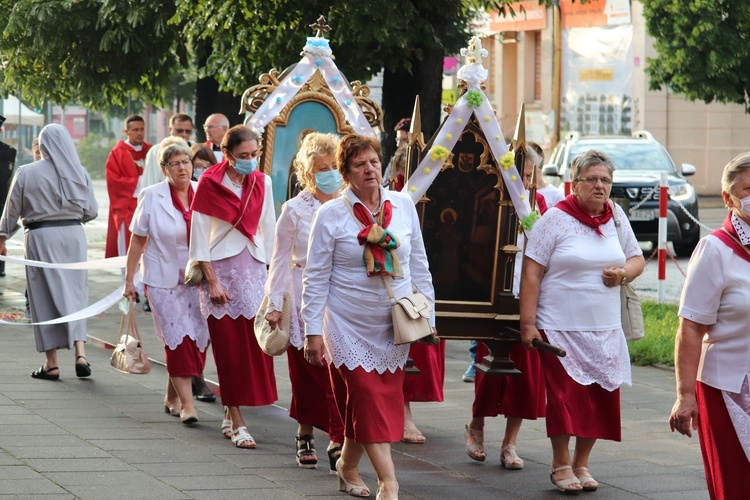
[643,1,750,110]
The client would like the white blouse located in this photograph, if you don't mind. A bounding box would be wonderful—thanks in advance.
[264,191,321,348]
[302,187,435,373]
[679,213,750,394]
[525,204,641,390]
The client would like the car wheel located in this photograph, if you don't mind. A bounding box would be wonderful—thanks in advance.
[673,231,700,258]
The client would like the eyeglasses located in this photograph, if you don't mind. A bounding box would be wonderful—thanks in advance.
[577,176,613,186]
[165,160,192,168]
[173,128,192,134]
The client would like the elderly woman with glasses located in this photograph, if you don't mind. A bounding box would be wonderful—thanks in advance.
[123,137,209,425]
[520,150,645,494]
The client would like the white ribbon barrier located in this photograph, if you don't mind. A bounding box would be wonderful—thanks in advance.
[246,38,375,137]
[0,254,130,326]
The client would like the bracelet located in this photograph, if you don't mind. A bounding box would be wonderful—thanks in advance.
[620,267,628,284]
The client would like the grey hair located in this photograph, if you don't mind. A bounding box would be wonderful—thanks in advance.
[158,137,192,166]
[571,150,615,180]
[721,152,750,195]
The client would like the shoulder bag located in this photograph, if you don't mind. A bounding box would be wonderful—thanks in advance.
[185,175,256,286]
[342,196,433,345]
[110,299,151,374]
[610,201,645,342]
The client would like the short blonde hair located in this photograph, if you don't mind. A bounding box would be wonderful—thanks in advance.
[294,133,339,190]
[721,152,750,195]
[158,137,191,166]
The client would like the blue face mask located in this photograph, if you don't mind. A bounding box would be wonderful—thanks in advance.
[314,169,343,194]
[232,156,257,175]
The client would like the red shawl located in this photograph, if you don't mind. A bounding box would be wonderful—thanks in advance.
[169,183,194,242]
[535,192,548,215]
[352,200,403,278]
[711,212,750,264]
[190,160,265,243]
[556,194,613,236]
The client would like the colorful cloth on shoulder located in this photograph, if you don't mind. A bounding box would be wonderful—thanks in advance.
[352,200,403,278]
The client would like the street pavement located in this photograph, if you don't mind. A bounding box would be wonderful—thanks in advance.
[0,182,711,499]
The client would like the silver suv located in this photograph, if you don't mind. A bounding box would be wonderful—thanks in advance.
[542,131,700,257]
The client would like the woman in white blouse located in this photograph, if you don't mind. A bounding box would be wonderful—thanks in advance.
[123,138,209,425]
[189,125,277,449]
[670,153,750,499]
[264,133,345,471]
[520,150,645,494]
[302,134,435,500]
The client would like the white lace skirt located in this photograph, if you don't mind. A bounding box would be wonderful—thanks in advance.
[544,329,631,391]
[723,377,750,462]
[199,249,267,320]
[323,285,410,375]
[148,278,209,352]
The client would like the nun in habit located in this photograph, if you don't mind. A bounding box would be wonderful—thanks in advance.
[0,124,98,380]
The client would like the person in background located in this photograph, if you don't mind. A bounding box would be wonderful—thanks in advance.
[0,124,98,380]
[529,141,564,208]
[382,117,410,186]
[264,133,345,471]
[142,113,194,189]
[189,125,277,449]
[203,113,230,163]
[303,134,436,500]
[670,152,750,499]
[520,150,645,493]
[191,144,218,180]
[122,137,209,425]
[465,151,547,469]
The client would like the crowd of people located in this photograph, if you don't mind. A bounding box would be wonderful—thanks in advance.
[1,111,745,499]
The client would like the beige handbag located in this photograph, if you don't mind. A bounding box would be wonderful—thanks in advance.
[185,175,256,286]
[254,294,292,355]
[381,276,433,345]
[110,299,151,374]
[611,201,645,342]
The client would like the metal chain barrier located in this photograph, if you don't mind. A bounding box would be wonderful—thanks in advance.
[669,193,717,233]
[665,245,688,278]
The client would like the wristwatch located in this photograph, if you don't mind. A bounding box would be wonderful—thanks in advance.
[620,267,628,284]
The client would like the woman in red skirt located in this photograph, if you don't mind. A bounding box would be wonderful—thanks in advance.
[670,153,750,500]
[264,133,345,470]
[303,134,436,500]
[520,150,645,493]
[190,125,277,448]
[123,138,209,425]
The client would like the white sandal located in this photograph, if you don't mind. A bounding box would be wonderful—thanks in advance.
[500,444,524,470]
[231,426,256,449]
[550,465,582,494]
[573,467,599,491]
[221,419,232,439]
[464,424,486,462]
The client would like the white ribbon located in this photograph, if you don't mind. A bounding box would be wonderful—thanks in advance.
[0,255,130,326]
[246,52,375,137]
[0,254,126,270]
[402,79,531,219]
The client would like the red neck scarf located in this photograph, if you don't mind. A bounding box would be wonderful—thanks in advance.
[351,199,404,278]
[712,212,750,264]
[190,160,265,243]
[535,192,548,215]
[168,183,194,242]
[556,194,613,236]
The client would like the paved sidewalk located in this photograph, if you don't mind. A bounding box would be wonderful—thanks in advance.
[0,181,709,498]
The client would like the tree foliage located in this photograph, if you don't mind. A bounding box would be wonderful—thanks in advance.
[0,0,184,108]
[643,0,750,110]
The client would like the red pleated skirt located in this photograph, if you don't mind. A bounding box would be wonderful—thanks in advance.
[287,346,345,443]
[403,340,445,402]
[330,365,405,443]
[696,381,750,500]
[164,338,207,378]
[206,315,277,407]
[539,331,621,441]
[472,341,545,419]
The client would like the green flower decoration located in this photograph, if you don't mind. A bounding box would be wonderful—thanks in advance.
[467,90,483,107]
[430,145,450,162]
[520,211,540,231]
[500,151,515,170]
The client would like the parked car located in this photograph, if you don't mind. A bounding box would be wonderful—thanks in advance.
[542,131,700,257]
